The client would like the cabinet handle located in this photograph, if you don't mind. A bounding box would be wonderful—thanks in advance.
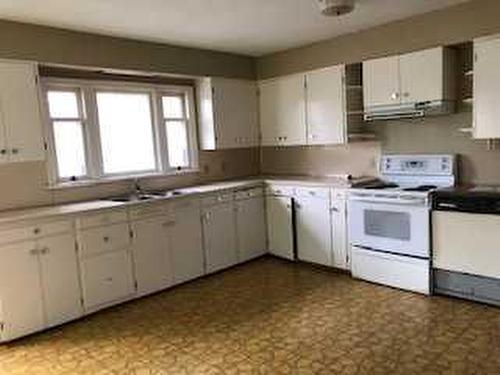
[0,149,6,155]
[403,92,410,98]
[11,148,19,155]
[40,247,49,255]
[390,92,400,100]
[103,236,110,242]
[330,207,339,213]
[105,277,113,282]
[33,228,41,235]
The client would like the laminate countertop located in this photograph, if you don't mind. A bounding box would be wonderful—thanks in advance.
[0,175,375,225]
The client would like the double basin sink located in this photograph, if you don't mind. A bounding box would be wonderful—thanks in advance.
[105,189,190,203]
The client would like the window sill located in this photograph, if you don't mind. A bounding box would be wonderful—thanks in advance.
[45,169,200,190]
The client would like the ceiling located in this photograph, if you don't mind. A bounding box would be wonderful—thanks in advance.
[0,0,470,56]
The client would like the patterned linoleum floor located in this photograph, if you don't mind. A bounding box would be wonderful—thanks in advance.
[0,257,499,375]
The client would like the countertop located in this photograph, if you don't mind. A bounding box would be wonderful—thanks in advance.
[0,175,375,226]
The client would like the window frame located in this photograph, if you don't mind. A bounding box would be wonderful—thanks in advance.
[40,77,199,186]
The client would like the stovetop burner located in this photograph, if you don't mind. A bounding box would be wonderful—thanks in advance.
[402,185,438,192]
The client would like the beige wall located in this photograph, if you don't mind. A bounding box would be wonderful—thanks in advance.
[0,19,255,79]
[257,0,500,186]
[0,19,260,211]
[257,0,500,79]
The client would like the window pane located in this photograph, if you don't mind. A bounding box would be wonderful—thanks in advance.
[166,120,189,167]
[53,121,86,179]
[162,95,184,118]
[47,91,79,118]
[96,92,156,174]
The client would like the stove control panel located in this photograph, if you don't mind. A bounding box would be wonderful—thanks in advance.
[381,154,455,176]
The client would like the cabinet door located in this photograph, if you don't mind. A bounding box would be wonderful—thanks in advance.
[295,197,332,266]
[236,197,266,262]
[0,241,45,342]
[266,196,294,260]
[259,75,306,146]
[474,37,500,139]
[400,47,444,104]
[0,61,44,162]
[80,250,135,311]
[171,205,204,284]
[212,78,259,148]
[131,217,173,296]
[38,233,83,327]
[331,198,349,270]
[363,55,400,108]
[0,118,7,163]
[203,203,237,273]
[306,66,346,145]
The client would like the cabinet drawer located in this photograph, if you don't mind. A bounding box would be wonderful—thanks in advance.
[0,220,72,245]
[295,187,330,199]
[76,209,128,229]
[235,187,264,200]
[78,223,131,257]
[202,192,234,206]
[129,203,169,221]
[80,250,135,310]
[331,188,348,201]
[265,185,295,196]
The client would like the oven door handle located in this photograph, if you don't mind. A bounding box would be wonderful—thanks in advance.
[349,197,427,206]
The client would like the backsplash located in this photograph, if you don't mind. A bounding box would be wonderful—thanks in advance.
[260,142,380,178]
[0,148,260,211]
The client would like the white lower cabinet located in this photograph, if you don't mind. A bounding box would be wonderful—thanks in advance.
[0,221,83,343]
[38,233,83,327]
[235,193,267,262]
[80,250,135,311]
[295,189,332,266]
[266,195,294,260]
[203,200,238,273]
[0,241,45,342]
[331,190,349,270]
[171,201,204,284]
[131,216,174,296]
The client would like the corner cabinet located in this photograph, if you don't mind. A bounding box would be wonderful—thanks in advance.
[0,60,45,163]
[197,77,259,149]
[473,35,500,139]
[259,74,307,146]
[259,64,365,146]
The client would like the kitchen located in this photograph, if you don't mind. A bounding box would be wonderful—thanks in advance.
[0,0,499,374]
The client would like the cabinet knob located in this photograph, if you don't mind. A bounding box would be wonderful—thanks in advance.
[390,92,400,100]
[11,148,19,155]
[40,247,49,255]
[103,236,110,242]
[0,149,6,155]
[403,92,410,98]
[33,228,41,235]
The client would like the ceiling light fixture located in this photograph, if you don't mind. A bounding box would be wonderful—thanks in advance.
[317,0,356,16]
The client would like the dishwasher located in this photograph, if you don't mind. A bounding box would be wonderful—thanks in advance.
[432,187,500,305]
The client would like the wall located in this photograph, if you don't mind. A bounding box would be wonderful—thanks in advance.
[0,20,259,211]
[258,0,500,185]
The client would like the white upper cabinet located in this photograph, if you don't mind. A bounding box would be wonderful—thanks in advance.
[259,74,307,146]
[197,77,259,150]
[473,35,500,139]
[305,66,346,145]
[363,55,401,108]
[363,47,456,110]
[0,60,44,163]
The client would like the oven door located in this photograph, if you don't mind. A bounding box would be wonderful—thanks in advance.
[348,198,430,258]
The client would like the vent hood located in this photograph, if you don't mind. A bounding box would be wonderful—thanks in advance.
[363,100,455,122]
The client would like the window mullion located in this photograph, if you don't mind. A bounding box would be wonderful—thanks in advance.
[82,86,104,179]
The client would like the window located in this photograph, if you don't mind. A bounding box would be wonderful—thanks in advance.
[42,79,198,184]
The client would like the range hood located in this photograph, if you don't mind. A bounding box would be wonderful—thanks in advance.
[364,100,455,122]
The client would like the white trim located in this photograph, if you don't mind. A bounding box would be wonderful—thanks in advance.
[40,77,199,187]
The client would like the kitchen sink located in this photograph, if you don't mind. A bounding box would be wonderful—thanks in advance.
[105,193,163,203]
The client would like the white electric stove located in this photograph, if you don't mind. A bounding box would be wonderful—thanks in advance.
[348,154,456,294]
